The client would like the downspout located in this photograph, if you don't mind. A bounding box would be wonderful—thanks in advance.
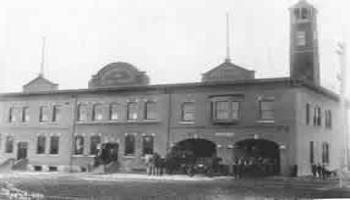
[69,94,78,172]
[166,89,172,153]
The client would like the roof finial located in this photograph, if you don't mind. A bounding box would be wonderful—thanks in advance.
[39,36,46,77]
[225,12,231,63]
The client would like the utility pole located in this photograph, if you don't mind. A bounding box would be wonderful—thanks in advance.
[336,41,348,188]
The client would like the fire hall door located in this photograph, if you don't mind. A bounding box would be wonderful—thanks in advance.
[17,142,28,160]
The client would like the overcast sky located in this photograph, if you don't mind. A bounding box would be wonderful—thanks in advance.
[0,0,349,97]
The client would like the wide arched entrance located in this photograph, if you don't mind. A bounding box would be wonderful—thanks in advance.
[167,139,217,175]
[234,139,280,176]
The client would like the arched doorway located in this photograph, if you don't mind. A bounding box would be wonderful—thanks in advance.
[234,139,280,176]
[167,139,217,175]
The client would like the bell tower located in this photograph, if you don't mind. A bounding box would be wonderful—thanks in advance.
[289,0,320,85]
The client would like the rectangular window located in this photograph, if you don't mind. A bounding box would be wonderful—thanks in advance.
[37,136,46,154]
[317,107,322,126]
[142,135,154,155]
[8,107,18,123]
[110,103,121,121]
[22,107,30,122]
[259,100,274,120]
[124,134,135,155]
[322,142,329,164]
[325,110,332,129]
[92,104,104,121]
[50,136,59,154]
[144,101,157,120]
[74,136,84,155]
[309,141,314,163]
[313,107,317,126]
[39,106,50,122]
[90,136,101,155]
[78,104,88,121]
[301,8,309,19]
[181,102,195,122]
[5,136,13,153]
[127,102,138,120]
[296,31,306,46]
[215,101,230,120]
[231,101,240,120]
[306,103,310,125]
[52,105,62,122]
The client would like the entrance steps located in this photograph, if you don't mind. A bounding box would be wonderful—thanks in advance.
[12,159,28,170]
[91,161,119,174]
[0,159,15,173]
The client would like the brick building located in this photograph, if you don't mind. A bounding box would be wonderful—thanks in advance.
[0,0,346,176]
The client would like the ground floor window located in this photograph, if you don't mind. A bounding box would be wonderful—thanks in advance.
[142,135,154,155]
[322,142,329,164]
[124,134,135,155]
[309,141,314,163]
[90,135,101,155]
[74,135,84,155]
[50,136,59,154]
[5,136,14,153]
[37,135,46,154]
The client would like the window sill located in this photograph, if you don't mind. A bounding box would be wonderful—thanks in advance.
[256,120,275,124]
[123,155,136,159]
[178,121,195,125]
[212,120,239,124]
[72,154,85,157]
[76,120,161,125]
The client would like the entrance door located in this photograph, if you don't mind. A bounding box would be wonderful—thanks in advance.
[17,142,28,160]
[97,143,119,164]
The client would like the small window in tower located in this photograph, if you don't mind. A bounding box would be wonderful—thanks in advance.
[301,8,309,19]
[294,8,301,19]
[297,31,306,46]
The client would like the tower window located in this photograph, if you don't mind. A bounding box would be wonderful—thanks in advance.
[296,31,306,46]
[301,8,309,19]
[294,8,301,19]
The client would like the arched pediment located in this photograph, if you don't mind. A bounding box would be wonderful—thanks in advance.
[88,62,149,88]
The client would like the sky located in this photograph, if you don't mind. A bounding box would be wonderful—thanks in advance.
[0,0,349,97]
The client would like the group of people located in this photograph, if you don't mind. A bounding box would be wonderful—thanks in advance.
[231,156,278,178]
[145,153,165,176]
[311,163,335,179]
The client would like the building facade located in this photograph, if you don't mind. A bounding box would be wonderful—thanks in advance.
[0,0,345,176]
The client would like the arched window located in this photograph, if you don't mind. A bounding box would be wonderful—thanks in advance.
[110,103,121,121]
[142,135,154,155]
[90,135,101,155]
[124,134,135,155]
[92,104,104,121]
[74,135,84,155]
[77,104,88,121]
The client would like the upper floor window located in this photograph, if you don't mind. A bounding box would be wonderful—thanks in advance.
[8,107,20,123]
[259,100,275,120]
[144,101,157,120]
[142,135,154,155]
[306,103,310,125]
[181,102,195,122]
[127,102,138,120]
[325,110,332,129]
[77,104,88,121]
[37,135,46,154]
[90,135,101,155]
[52,105,62,122]
[110,103,121,121]
[22,107,30,122]
[92,104,104,121]
[5,135,13,153]
[313,106,322,126]
[212,99,240,122]
[74,135,84,155]
[39,106,50,122]
[124,134,135,155]
[50,136,59,154]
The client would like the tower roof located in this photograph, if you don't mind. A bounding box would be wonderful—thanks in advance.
[289,0,316,10]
